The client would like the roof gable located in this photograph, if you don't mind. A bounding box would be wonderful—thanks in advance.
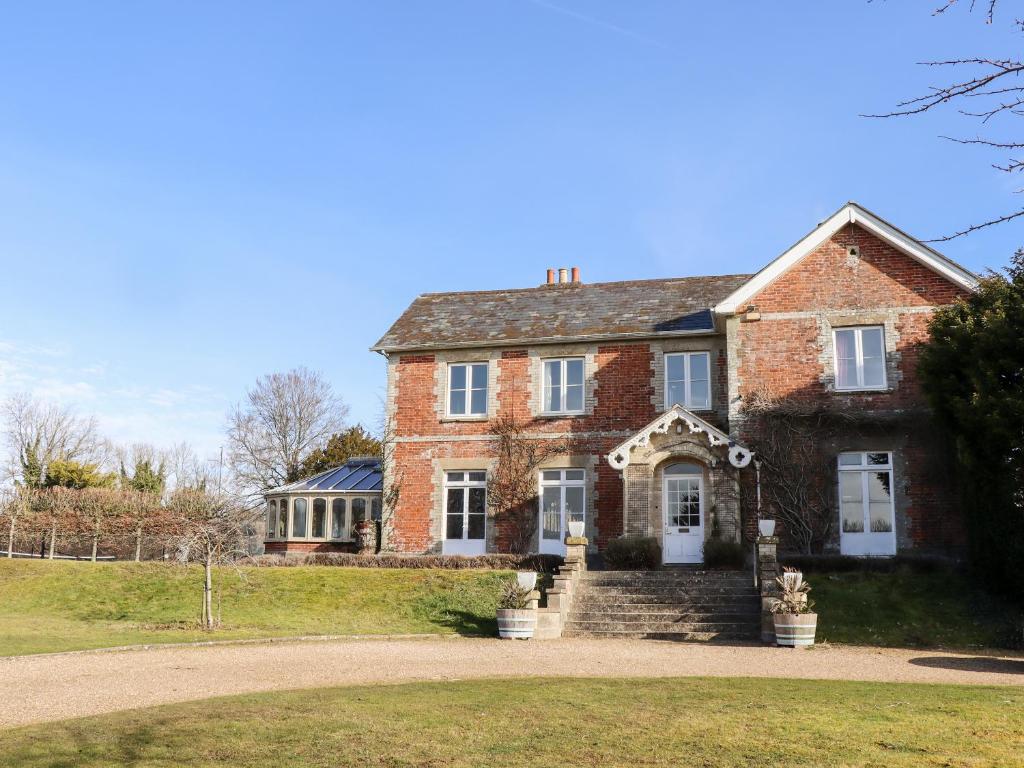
[713,203,979,315]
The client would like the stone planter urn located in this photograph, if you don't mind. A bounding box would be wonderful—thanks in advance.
[497,608,537,639]
[757,519,776,537]
[354,520,376,555]
[516,571,537,592]
[774,613,817,647]
[567,520,585,539]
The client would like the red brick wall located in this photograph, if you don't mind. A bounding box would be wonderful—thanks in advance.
[388,343,658,553]
[734,224,969,553]
[751,223,963,313]
[264,541,356,555]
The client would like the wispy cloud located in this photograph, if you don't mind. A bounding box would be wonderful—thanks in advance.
[0,338,227,457]
[524,0,669,50]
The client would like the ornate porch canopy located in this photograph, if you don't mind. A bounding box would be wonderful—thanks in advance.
[607,405,754,470]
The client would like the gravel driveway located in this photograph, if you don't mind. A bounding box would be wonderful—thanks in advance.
[1,637,1022,729]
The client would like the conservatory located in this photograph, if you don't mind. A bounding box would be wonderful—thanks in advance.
[263,457,382,554]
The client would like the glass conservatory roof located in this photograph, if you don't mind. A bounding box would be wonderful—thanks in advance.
[267,457,383,494]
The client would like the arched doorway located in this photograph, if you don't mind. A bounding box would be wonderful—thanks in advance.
[662,462,704,564]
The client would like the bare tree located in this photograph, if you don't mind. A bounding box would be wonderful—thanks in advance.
[168,488,257,629]
[741,389,851,554]
[2,393,104,487]
[486,413,576,554]
[226,368,348,500]
[73,488,119,562]
[870,0,1024,238]
[37,486,75,560]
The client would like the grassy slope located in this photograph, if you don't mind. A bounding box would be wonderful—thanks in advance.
[812,569,1022,649]
[1,678,1022,767]
[0,559,506,656]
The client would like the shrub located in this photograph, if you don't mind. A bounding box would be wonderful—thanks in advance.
[603,536,661,570]
[246,552,563,573]
[780,553,960,575]
[703,538,746,570]
[497,578,531,610]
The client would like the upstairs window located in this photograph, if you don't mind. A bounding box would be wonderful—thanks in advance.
[665,352,711,411]
[543,358,585,414]
[834,326,886,391]
[448,363,488,416]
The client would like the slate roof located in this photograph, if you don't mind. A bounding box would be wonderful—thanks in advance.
[267,457,383,495]
[371,274,753,352]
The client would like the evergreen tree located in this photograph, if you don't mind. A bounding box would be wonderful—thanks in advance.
[43,459,116,490]
[299,425,381,478]
[919,251,1024,600]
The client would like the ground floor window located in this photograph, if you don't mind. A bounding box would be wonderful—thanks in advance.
[331,498,346,539]
[443,471,486,555]
[277,499,288,538]
[292,498,308,539]
[266,500,277,540]
[838,451,896,556]
[539,469,585,556]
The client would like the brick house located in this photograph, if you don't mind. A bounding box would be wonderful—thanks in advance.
[360,203,977,563]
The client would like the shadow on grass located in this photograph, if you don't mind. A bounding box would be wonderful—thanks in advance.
[909,655,1024,675]
[433,609,497,636]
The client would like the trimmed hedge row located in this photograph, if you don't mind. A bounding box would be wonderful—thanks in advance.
[246,552,564,573]
[780,553,962,574]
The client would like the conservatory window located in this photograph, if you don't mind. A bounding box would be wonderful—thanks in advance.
[292,498,308,539]
[331,498,347,539]
[312,498,327,539]
[277,499,288,538]
[266,500,277,540]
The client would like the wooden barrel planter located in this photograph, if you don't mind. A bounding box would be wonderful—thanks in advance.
[497,608,536,639]
[774,613,817,647]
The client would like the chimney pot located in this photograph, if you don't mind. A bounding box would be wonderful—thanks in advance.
[546,268,555,285]
[571,266,580,284]
[558,268,569,284]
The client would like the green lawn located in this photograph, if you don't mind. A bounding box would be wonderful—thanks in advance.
[0,559,506,656]
[811,569,1022,649]
[1,677,1022,767]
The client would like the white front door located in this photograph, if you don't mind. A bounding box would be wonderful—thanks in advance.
[538,469,586,556]
[662,472,704,564]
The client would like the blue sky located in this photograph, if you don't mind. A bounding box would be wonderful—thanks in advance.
[0,1,1020,460]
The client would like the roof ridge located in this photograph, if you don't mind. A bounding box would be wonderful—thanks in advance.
[417,273,755,299]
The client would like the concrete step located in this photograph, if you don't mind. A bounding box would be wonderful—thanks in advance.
[562,629,757,641]
[565,618,757,630]
[574,594,760,607]
[568,608,759,621]
[576,587,758,599]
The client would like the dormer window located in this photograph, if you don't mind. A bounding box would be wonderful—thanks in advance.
[448,363,488,416]
[834,326,886,391]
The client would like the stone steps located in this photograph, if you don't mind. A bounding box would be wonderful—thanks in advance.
[565,568,759,641]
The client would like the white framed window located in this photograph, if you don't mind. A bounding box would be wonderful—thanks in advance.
[277,498,288,538]
[543,358,585,414]
[331,498,347,539]
[266,500,277,540]
[448,362,488,416]
[838,451,896,556]
[312,498,327,539]
[833,326,886,391]
[665,352,711,410]
[351,498,367,536]
[538,469,586,555]
[292,498,308,539]
[443,471,487,555]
